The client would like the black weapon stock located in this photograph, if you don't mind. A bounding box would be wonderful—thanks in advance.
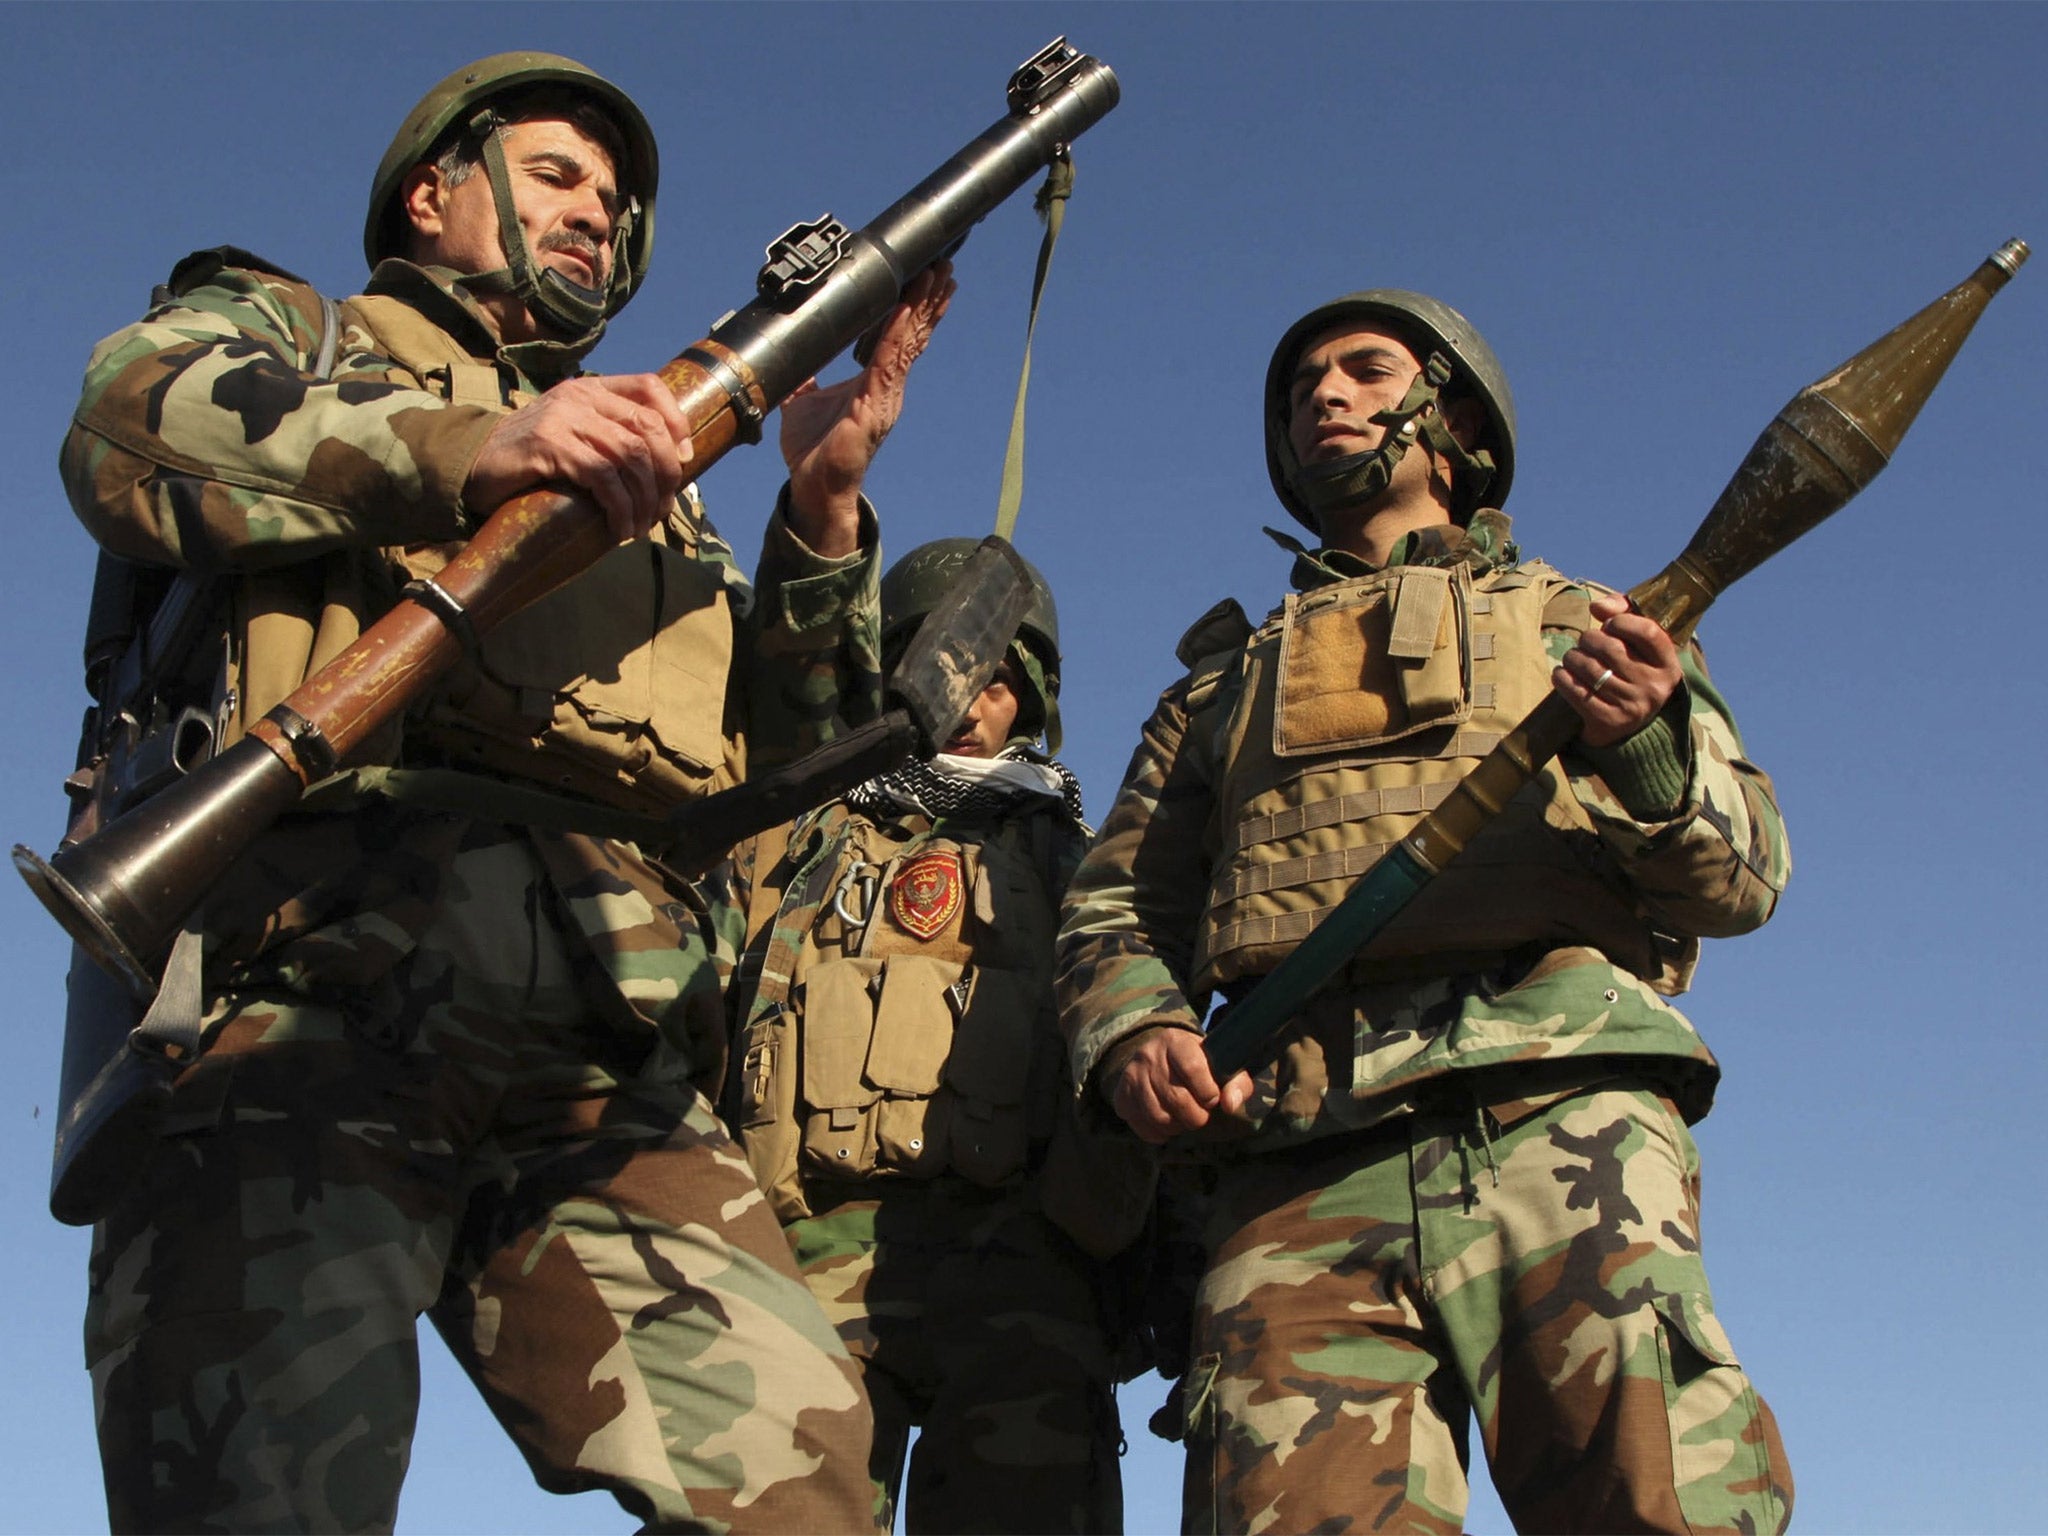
[1205,239,2029,1078]
[663,535,1036,874]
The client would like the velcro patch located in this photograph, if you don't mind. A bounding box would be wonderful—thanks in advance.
[890,850,965,940]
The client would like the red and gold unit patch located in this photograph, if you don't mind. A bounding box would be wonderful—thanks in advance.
[890,850,965,940]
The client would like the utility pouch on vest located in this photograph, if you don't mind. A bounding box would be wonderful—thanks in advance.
[797,952,1006,1183]
[415,536,737,812]
[868,953,958,1092]
[798,956,885,1176]
[734,1007,810,1220]
[868,953,958,1176]
[1274,567,1473,756]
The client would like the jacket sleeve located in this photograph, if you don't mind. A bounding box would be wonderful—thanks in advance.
[1055,675,1216,1095]
[59,261,495,570]
[737,484,885,769]
[697,812,820,1026]
[1562,637,1791,939]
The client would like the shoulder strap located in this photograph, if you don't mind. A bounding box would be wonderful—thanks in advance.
[161,244,315,298]
[743,806,859,1019]
[312,293,342,380]
[743,819,797,953]
[1176,596,1254,669]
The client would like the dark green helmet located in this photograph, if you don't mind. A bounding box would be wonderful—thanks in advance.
[1264,289,1517,533]
[881,539,1063,753]
[364,52,659,350]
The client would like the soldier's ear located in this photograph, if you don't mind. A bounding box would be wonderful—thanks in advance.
[1442,395,1485,451]
[400,164,448,242]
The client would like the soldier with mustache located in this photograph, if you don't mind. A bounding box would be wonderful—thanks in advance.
[61,51,951,1532]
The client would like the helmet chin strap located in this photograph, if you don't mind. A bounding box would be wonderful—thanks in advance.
[1288,352,1498,526]
[1012,640,1063,755]
[451,107,638,354]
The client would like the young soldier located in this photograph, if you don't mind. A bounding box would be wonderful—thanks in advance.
[716,540,1127,1534]
[1057,291,1795,1533]
[63,51,951,1532]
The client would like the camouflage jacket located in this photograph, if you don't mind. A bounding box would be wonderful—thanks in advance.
[1055,512,1791,1147]
[56,250,884,1089]
[60,248,883,805]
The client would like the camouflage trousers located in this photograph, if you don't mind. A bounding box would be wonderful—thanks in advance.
[785,1178,1125,1534]
[84,824,876,1534]
[1180,1078,1791,1534]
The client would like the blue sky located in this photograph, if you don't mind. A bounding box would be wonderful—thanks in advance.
[2,3,2043,1531]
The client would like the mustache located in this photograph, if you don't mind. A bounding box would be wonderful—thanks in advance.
[535,230,607,284]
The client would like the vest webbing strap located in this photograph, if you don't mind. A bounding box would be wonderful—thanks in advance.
[1239,728,1507,833]
[992,150,1073,542]
[746,819,853,1023]
[1229,781,1459,858]
[1206,905,1343,960]
[743,820,796,956]
[1212,840,1400,905]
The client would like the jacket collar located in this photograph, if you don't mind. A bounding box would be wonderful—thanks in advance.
[362,259,573,391]
[1265,507,1521,593]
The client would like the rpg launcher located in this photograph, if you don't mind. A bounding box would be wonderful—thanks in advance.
[17,38,1119,1004]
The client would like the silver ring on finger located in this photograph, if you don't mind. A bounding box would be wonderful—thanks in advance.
[1588,666,1616,698]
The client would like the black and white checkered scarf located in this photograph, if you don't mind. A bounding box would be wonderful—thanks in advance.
[845,746,1086,829]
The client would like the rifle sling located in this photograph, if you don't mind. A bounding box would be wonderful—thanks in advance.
[129,915,208,1065]
[992,150,1074,542]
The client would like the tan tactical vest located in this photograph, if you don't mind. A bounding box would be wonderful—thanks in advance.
[222,290,742,814]
[1191,561,1674,993]
[731,810,1067,1223]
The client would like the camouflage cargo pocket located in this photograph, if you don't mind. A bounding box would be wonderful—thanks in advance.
[1654,1289,1790,1533]
[203,804,460,986]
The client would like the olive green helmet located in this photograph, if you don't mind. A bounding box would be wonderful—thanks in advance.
[364,52,658,347]
[880,538,1063,753]
[1264,289,1517,533]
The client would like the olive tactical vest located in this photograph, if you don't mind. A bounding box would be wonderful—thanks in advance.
[223,287,742,814]
[731,806,1070,1224]
[1190,561,1680,995]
